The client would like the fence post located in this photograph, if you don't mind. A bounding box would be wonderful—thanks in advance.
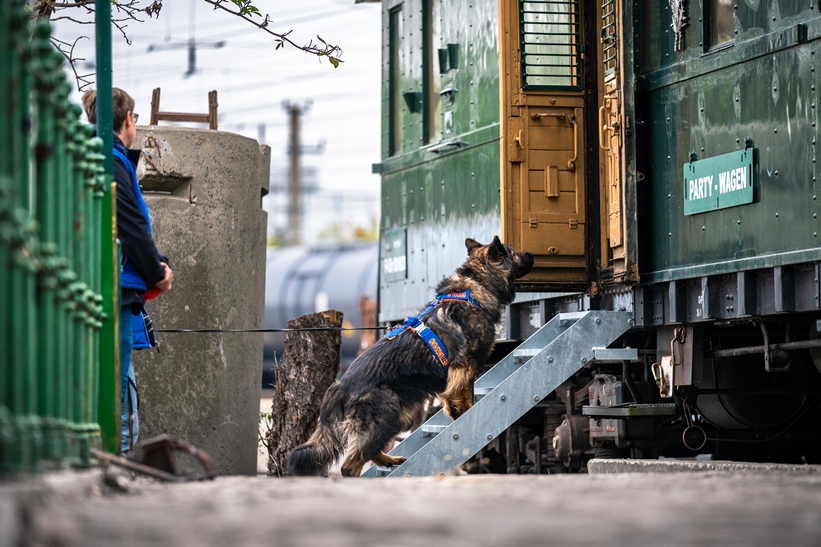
[0,0,13,472]
[77,115,99,464]
[9,1,42,473]
[88,136,107,452]
[33,22,61,465]
[53,75,76,463]
[95,0,120,456]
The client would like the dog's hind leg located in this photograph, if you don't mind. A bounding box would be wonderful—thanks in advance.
[371,451,406,468]
[341,387,404,476]
[341,454,368,477]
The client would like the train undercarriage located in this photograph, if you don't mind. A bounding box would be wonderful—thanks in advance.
[468,278,821,473]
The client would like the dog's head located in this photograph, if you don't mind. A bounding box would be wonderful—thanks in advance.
[438,236,534,308]
[465,236,534,279]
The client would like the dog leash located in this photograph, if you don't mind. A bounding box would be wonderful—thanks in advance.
[384,290,484,369]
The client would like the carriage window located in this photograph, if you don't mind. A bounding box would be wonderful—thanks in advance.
[520,0,581,90]
[389,6,404,156]
[601,0,617,75]
[706,0,734,50]
[423,0,443,145]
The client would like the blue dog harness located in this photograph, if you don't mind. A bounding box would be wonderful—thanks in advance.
[384,290,483,370]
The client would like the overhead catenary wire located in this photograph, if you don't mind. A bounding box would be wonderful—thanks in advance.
[156,326,387,333]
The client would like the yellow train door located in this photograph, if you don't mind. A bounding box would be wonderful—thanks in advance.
[499,0,589,287]
[499,0,638,289]
[598,0,637,283]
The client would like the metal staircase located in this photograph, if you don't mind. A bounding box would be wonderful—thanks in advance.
[361,311,633,477]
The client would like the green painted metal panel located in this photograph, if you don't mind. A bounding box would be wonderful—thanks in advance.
[378,0,502,323]
[379,138,502,322]
[635,3,821,283]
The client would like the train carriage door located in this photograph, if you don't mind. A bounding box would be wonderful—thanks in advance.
[499,0,589,287]
[598,0,637,283]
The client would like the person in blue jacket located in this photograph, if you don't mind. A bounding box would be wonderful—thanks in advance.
[82,88,174,455]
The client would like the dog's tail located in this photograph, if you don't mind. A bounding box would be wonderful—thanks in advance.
[287,383,346,476]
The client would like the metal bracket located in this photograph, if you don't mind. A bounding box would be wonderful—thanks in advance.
[428,139,466,154]
[651,356,674,398]
[760,322,791,372]
[402,91,423,114]
[439,85,458,106]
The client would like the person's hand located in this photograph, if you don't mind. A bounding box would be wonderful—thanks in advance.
[155,262,174,292]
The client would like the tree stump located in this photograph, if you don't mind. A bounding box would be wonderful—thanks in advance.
[267,310,342,476]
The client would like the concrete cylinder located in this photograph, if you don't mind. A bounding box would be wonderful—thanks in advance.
[132,126,270,476]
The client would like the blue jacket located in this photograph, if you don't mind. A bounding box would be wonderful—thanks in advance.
[113,144,153,292]
[112,138,167,350]
[111,136,167,301]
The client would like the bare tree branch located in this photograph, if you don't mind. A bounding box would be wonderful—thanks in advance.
[34,0,344,91]
[45,1,94,7]
[48,15,93,24]
[201,0,343,67]
[50,34,94,91]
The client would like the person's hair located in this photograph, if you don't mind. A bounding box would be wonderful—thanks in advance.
[81,88,135,132]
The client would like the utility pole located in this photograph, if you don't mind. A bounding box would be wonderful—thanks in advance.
[283,101,306,246]
[282,100,324,246]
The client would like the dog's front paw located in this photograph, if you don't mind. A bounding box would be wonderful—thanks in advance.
[444,396,474,420]
[444,402,463,420]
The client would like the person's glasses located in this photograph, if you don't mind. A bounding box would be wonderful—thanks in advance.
[133,112,140,123]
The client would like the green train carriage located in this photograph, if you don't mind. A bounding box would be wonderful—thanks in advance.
[375,0,821,470]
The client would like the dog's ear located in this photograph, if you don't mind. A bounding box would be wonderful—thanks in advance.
[465,238,483,255]
[487,235,505,260]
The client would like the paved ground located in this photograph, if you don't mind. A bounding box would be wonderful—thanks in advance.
[5,466,821,547]
[4,395,820,546]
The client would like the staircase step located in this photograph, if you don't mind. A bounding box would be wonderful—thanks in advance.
[474,387,493,401]
[511,348,539,363]
[582,403,677,418]
[558,311,587,326]
[591,347,638,361]
[420,424,447,437]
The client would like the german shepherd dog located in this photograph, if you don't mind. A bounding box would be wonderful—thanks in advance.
[288,236,534,477]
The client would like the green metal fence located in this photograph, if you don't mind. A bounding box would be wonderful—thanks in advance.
[1,2,117,473]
